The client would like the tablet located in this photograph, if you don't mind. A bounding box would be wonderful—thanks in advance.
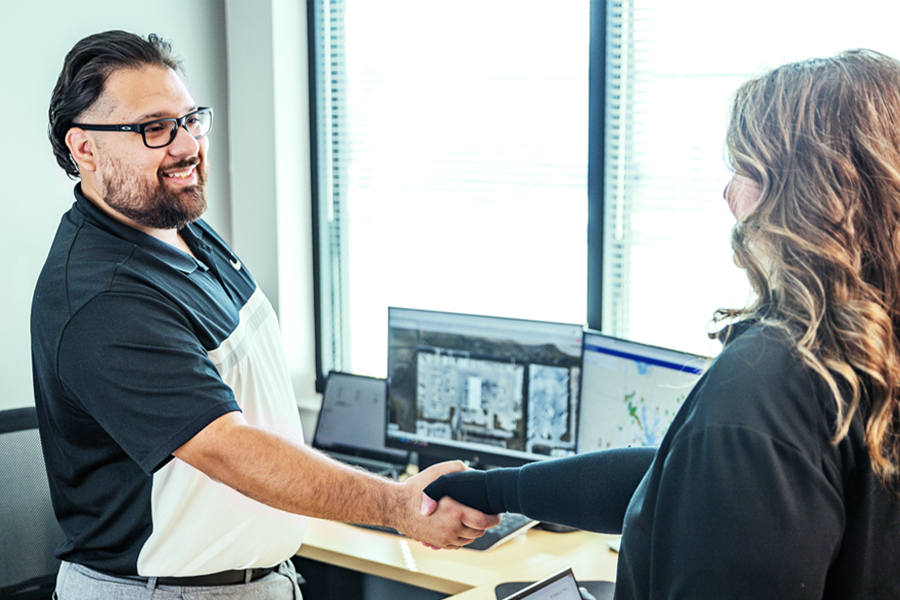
[499,567,582,600]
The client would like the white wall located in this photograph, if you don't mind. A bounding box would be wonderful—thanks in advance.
[1,0,318,414]
[225,0,319,417]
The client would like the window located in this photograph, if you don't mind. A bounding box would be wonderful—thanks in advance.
[311,0,590,382]
[310,0,900,386]
[601,0,900,354]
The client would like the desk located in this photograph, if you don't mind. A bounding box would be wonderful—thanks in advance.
[297,518,619,599]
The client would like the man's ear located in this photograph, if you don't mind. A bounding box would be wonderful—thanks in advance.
[65,128,98,173]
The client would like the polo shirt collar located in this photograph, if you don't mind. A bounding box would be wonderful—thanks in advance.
[73,184,208,274]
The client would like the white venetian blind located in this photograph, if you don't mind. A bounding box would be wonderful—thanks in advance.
[602,0,900,357]
[313,0,590,378]
[313,0,900,376]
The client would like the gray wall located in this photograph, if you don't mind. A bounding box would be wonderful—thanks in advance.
[1,1,317,416]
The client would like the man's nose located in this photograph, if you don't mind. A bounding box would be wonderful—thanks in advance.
[168,123,201,156]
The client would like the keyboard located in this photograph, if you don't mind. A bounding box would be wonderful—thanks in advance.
[350,512,537,552]
[466,512,537,551]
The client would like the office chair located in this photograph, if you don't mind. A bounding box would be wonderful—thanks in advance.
[0,406,63,599]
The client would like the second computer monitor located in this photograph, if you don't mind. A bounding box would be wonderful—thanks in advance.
[577,330,708,452]
[386,307,584,468]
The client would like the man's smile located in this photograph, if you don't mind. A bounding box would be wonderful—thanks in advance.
[161,161,201,185]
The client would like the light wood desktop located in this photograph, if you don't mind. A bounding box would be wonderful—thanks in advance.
[297,517,619,599]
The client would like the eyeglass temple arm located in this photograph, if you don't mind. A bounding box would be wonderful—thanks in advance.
[75,123,140,132]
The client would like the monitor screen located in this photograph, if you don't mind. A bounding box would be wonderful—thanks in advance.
[577,330,708,452]
[386,307,584,468]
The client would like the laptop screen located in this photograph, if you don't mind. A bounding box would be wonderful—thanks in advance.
[499,568,583,600]
[313,372,409,465]
[577,330,708,452]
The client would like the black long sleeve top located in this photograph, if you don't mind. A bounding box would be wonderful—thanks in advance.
[426,324,900,599]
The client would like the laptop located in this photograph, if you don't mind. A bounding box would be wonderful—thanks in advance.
[495,568,614,600]
[312,371,410,478]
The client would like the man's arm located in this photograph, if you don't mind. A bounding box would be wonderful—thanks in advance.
[172,411,500,549]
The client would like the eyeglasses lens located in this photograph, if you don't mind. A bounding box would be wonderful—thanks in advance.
[143,110,212,148]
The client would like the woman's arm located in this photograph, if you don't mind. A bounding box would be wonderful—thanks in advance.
[424,446,657,534]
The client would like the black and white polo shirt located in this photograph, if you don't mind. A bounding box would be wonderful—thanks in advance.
[31,186,307,576]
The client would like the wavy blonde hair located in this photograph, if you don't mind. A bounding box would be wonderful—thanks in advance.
[722,49,900,488]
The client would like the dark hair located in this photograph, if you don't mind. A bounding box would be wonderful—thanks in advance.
[48,31,182,179]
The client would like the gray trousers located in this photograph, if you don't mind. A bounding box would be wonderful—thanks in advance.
[54,560,303,600]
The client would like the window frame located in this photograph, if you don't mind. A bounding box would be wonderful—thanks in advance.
[306,0,607,392]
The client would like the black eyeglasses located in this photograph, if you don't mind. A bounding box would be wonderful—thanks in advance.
[73,107,213,149]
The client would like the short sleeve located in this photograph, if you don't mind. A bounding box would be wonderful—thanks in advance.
[58,291,240,474]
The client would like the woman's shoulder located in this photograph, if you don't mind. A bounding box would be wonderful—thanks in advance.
[707,321,807,388]
[680,322,835,454]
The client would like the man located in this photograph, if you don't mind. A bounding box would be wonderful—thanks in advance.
[33,30,498,599]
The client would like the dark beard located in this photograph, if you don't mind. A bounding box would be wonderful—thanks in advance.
[100,157,208,230]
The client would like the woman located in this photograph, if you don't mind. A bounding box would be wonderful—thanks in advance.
[424,49,900,599]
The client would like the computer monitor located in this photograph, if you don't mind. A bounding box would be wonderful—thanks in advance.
[386,307,584,469]
[577,330,708,452]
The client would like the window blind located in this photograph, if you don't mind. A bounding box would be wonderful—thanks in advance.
[601,0,900,356]
[312,0,900,378]
[312,0,590,378]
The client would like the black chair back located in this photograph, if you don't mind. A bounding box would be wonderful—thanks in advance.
[0,406,62,599]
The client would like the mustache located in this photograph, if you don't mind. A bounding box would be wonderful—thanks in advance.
[160,157,202,174]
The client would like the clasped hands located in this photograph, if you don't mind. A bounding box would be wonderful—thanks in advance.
[401,461,499,550]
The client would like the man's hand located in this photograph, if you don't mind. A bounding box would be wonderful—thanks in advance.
[392,461,500,550]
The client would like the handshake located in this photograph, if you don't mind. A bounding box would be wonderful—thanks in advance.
[402,462,501,550]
